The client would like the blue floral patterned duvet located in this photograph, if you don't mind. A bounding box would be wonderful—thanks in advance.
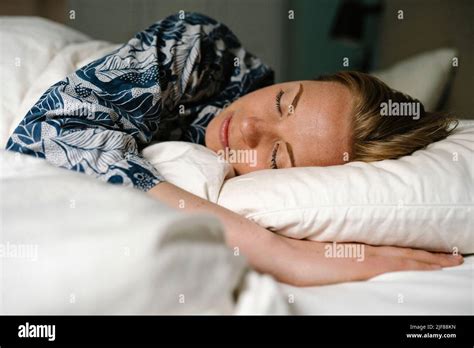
[6,12,273,191]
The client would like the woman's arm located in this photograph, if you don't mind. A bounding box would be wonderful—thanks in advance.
[148,182,463,286]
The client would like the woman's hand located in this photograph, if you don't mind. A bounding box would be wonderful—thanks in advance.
[281,238,464,286]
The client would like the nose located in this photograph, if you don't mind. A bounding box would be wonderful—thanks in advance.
[240,116,267,149]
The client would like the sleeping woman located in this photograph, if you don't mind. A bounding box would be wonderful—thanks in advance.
[6,12,463,286]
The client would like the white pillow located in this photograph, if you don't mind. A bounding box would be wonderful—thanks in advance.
[143,121,473,253]
[217,120,474,253]
[371,48,457,111]
[142,141,235,202]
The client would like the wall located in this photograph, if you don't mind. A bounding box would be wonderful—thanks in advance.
[2,0,471,116]
[376,0,474,118]
[0,0,66,22]
[67,0,289,82]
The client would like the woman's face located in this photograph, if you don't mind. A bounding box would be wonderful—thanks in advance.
[205,80,354,175]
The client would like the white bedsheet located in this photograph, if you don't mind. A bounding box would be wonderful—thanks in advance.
[236,258,473,315]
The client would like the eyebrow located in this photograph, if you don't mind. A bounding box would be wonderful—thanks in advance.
[289,83,304,114]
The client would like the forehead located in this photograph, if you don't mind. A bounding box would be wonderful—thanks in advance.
[285,80,354,166]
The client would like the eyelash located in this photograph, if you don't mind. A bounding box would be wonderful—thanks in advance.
[272,89,285,169]
[275,90,284,114]
[271,143,280,169]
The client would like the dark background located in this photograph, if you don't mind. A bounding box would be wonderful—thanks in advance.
[1,0,473,117]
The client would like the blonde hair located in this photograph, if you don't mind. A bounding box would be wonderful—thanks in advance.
[316,71,458,162]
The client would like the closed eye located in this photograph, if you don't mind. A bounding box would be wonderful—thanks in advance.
[275,89,284,115]
[271,142,280,169]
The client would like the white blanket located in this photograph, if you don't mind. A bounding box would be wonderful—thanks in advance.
[0,150,246,314]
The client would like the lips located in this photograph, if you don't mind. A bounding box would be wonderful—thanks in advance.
[219,112,233,149]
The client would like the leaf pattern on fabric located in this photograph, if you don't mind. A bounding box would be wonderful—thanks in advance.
[6,12,274,191]
[46,129,134,174]
[29,84,65,117]
[172,34,202,95]
[94,51,157,83]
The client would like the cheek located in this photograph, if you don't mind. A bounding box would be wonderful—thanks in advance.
[313,133,352,166]
[204,116,220,151]
[230,152,268,175]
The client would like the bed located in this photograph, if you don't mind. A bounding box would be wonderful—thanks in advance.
[1,16,472,315]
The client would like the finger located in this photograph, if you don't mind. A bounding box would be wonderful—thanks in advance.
[356,256,443,281]
[391,258,442,272]
[433,252,464,267]
[407,250,463,267]
[402,259,442,271]
[376,246,463,267]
